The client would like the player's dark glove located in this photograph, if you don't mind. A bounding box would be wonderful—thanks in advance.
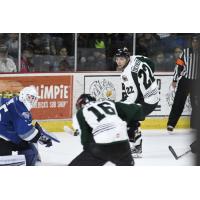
[74,129,80,136]
[39,135,52,147]
[127,122,141,142]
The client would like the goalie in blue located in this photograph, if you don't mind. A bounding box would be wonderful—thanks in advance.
[0,86,52,166]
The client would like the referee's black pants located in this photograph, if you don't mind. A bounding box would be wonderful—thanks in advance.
[167,77,198,129]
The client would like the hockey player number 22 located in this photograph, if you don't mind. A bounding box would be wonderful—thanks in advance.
[87,102,116,122]
[138,64,155,90]
[0,104,8,121]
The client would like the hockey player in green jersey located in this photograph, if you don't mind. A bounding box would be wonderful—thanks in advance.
[115,48,160,158]
[68,94,145,166]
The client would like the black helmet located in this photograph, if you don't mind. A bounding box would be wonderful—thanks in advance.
[115,47,130,58]
[76,93,96,110]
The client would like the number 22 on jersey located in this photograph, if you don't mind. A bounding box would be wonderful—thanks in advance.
[138,63,155,90]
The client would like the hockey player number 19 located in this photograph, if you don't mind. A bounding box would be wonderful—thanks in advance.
[87,102,116,122]
[138,64,155,90]
[0,104,8,121]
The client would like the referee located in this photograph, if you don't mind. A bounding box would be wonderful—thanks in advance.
[167,35,199,132]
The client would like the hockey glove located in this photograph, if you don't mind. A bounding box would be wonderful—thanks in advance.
[127,122,141,142]
[39,135,52,147]
[35,122,52,147]
[74,129,80,136]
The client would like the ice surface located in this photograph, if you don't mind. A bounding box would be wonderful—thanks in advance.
[38,129,196,166]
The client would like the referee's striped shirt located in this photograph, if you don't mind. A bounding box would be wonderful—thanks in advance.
[173,48,199,81]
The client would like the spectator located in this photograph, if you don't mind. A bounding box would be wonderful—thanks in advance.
[51,34,73,56]
[162,47,183,72]
[136,36,148,56]
[5,33,18,58]
[136,33,159,57]
[93,51,106,69]
[136,35,148,56]
[78,34,89,48]
[0,34,8,46]
[82,50,107,70]
[78,51,87,70]
[59,47,68,57]
[52,36,63,53]
[50,43,57,55]
[173,47,183,61]
[58,59,71,71]
[173,34,188,49]
[153,51,171,71]
[57,47,71,71]
[20,49,33,72]
[156,34,182,53]
[0,45,17,73]
[32,34,43,55]
[165,47,183,72]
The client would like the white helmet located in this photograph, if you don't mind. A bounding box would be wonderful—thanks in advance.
[19,86,39,111]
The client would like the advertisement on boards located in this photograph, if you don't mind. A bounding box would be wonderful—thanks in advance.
[0,75,73,119]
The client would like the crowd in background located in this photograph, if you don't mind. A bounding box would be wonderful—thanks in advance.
[136,33,189,71]
[0,33,193,73]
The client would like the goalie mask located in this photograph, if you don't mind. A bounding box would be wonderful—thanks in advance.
[76,94,96,110]
[19,86,39,111]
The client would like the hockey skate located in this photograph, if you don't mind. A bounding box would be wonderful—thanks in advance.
[130,139,142,158]
[167,125,174,134]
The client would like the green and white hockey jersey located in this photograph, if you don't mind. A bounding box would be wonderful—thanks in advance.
[121,55,159,105]
[73,100,144,148]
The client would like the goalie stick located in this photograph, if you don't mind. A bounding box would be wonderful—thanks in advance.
[35,122,60,143]
[168,145,191,160]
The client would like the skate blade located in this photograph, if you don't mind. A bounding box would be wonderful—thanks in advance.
[132,153,143,158]
[167,131,175,135]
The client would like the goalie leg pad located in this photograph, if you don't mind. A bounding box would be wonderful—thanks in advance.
[18,144,38,166]
[0,155,26,166]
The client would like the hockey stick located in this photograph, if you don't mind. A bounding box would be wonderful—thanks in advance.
[35,122,60,143]
[64,126,79,136]
[64,125,74,135]
[168,145,191,160]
